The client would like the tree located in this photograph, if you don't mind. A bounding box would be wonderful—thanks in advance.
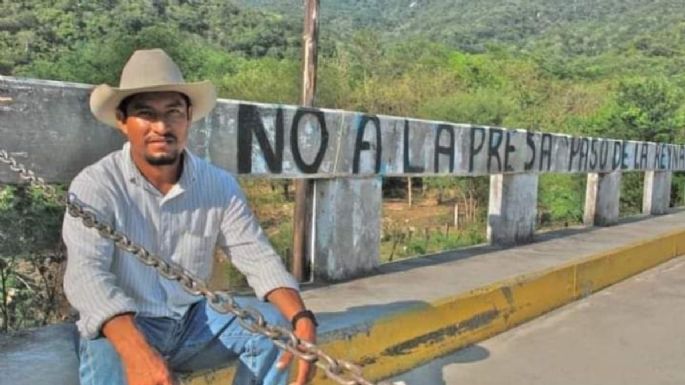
[609,77,684,142]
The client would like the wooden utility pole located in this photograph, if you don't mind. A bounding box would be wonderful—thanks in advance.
[454,203,460,229]
[292,0,319,282]
[407,177,413,207]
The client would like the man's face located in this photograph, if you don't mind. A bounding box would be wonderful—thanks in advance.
[116,92,192,167]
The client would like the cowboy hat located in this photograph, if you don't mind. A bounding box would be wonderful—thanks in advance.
[89,48,216,128]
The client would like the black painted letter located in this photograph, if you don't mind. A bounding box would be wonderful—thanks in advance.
[569,137,581,171]
[612,141,622,170]
[353,115,382,174]
[540,134,553,171]
[525,131,536,171]
[469,126,486,172]
[503,130,516,172]
[404,120,425,173]
[434,124,455,173]
[599,140,609,169]
[237,105,284,174]
[291,108,329,174]
[621,140,630,170]
[488,128,504,172]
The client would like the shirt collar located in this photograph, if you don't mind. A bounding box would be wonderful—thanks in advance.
[122,142,198,198]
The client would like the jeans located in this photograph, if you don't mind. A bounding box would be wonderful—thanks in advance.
[78,297,290,385]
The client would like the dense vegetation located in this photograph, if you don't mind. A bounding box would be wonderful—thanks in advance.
[240,0,685,62]
[1,0,685,330]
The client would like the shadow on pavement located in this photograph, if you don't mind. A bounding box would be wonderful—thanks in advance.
[387,344,490,385]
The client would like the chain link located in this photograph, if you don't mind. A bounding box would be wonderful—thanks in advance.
[0,149,377,385]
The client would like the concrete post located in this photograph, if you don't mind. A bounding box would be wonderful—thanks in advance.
[313,177,382,281]
[487,173,538,246]
[643,171,672,215]
[584,171,621,226]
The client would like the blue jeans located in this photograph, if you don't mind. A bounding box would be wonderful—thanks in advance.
[78,297,290,385]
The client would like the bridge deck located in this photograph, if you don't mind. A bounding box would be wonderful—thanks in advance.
[391,254,685,385]
[2,210,685,385]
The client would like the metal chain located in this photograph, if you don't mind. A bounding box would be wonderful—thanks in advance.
[0,149,376,385]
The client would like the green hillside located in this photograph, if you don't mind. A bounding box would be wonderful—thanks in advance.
[239,0,685,55]
[0,0,301,81]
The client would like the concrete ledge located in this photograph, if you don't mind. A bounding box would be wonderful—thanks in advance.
[185,214,685,384]
[3,213,685,385]
[0,323,79,385]
[314,229,684,384]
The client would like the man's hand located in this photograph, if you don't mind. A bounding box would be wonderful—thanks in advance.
[266,288,318,385]
[120,342,176,385]
[277,317,317,385]
[102,313,176,385]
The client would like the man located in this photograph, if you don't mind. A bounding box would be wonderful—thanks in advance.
[63,48,316,385]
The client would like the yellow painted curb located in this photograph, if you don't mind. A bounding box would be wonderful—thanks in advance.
[188,228,685,385]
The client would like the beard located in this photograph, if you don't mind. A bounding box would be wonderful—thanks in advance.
[145,151,179,166]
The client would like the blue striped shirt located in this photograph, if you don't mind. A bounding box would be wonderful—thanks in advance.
[62,142,298,339]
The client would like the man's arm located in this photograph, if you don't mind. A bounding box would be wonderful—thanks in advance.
[217,176,300,300]
[63,172,138,339]
[217,176,315,383]
[64,172,173,383]
[266,287,317,385]
[102,314,175,385]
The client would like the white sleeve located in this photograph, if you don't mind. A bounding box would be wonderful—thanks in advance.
[62,171,137,339]
[217,176,298,300]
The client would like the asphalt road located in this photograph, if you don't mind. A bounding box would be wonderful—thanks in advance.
[390,255,685,385]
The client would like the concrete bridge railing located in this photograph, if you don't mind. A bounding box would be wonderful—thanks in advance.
[1,76,683,281]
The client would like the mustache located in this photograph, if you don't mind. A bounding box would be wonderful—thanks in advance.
[146,134,177,143]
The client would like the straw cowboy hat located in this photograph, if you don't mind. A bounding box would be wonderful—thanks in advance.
[90,48,217,128]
